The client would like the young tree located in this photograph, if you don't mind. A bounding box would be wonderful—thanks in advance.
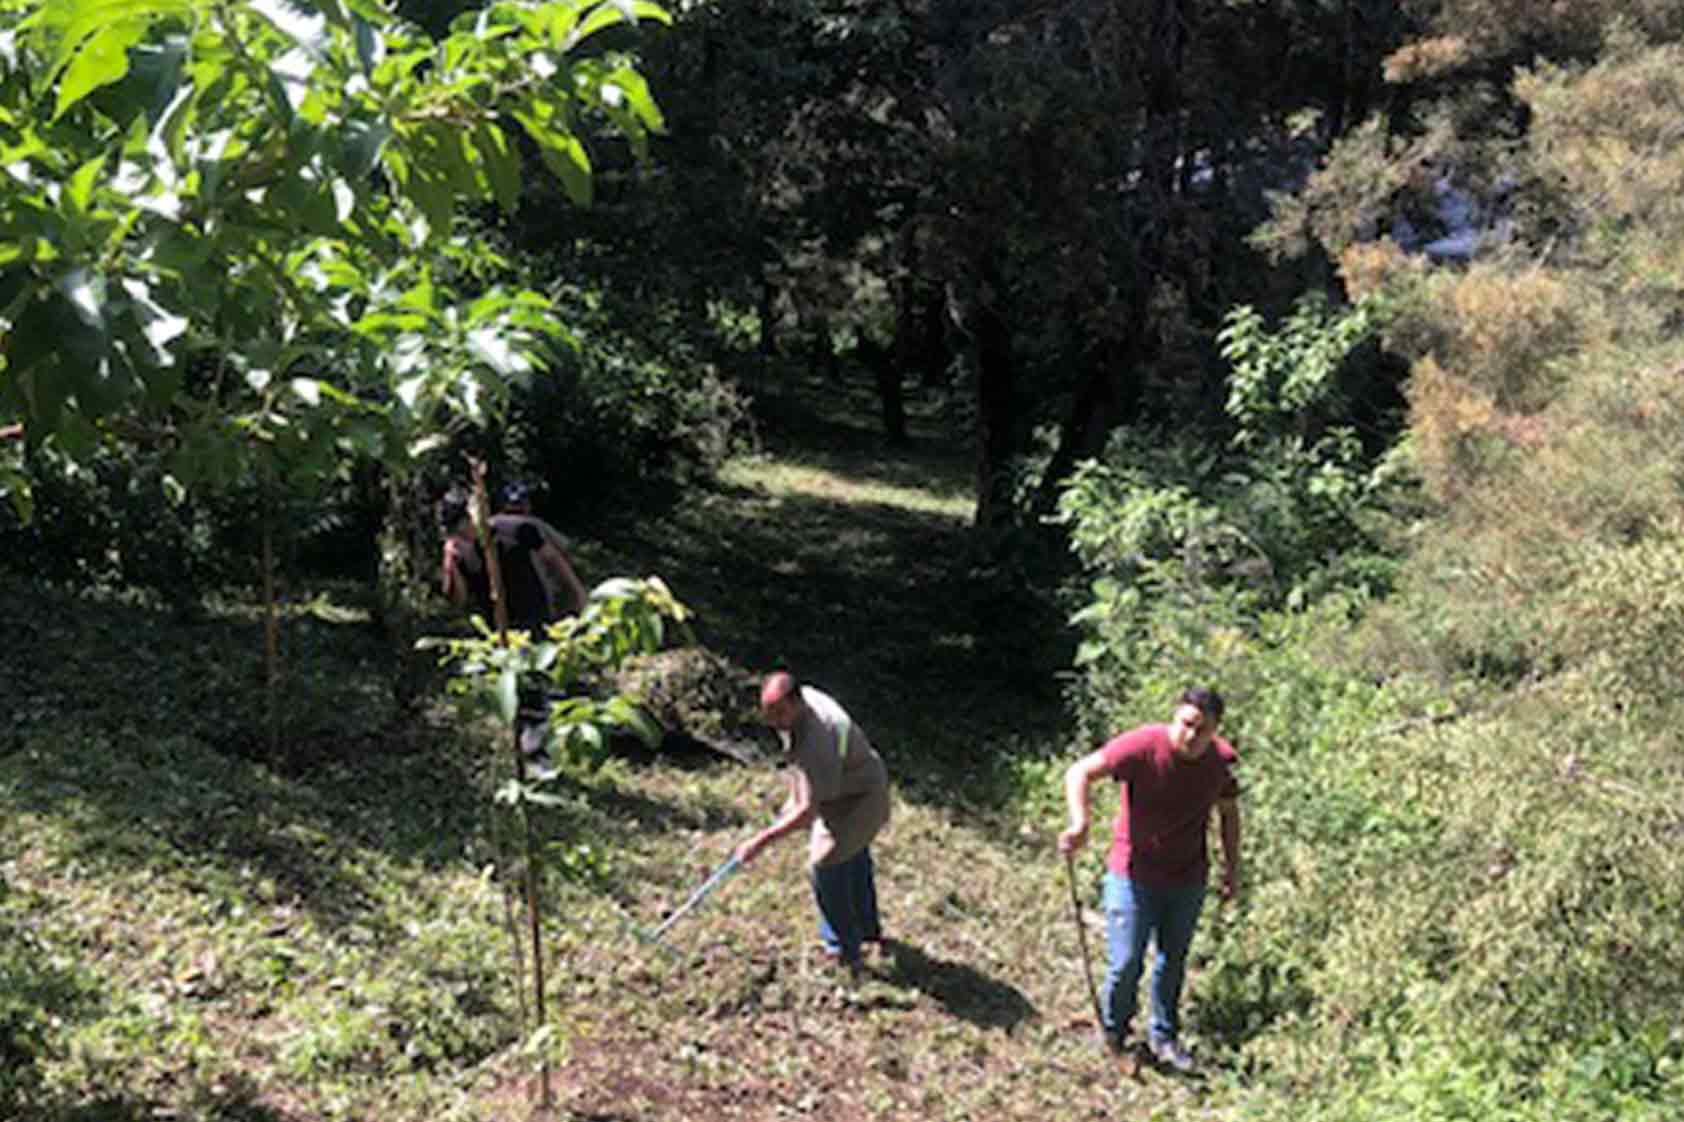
[0,0,667,514]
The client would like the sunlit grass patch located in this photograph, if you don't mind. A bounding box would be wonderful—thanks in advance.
[721,456,973,521]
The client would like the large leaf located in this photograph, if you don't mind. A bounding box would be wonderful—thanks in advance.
[55,19,147,120]
[513,99,593,206]
[63,153,105,214]
[473,121,521,214]
[337,116,392,181]
[352,15,380,74]
[606,66,664,133]
[573,0,670,44]
[537,132,591,207]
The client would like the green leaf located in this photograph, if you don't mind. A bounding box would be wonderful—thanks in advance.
[568,723,603,754]
[64,154,106,214]
[55,20,146,120]
[575,0,670,42]
[608,67,664,133]
[513,103,592,206]
[353,15,379,74]
[615,700,661,746]
[538,134,591,207]
[130,36,189,129]
[2,467,35,523]
[148,74,197,164]
[474,121,521,214]
[266,69,294,124]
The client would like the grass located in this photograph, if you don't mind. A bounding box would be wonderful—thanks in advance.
[6,368,1211,1121]
[13,366,1682,1120]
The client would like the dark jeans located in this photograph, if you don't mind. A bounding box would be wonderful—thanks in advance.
[810,847,882,963]
[1100,873,1207,1046]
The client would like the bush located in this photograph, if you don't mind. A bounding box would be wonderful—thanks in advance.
[0,444,242,603]
[503,295,758,517]
[1053,293,1408,729]
[611,645,772,762]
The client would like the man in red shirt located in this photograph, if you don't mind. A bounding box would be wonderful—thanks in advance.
[1057,687,1241,1074]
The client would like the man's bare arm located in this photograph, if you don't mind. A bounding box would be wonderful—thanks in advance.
[1057,750,1113,853]
[1217,797,1241,900]
[537,542,587,615]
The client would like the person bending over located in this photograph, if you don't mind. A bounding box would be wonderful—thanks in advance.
[735,672,892,971]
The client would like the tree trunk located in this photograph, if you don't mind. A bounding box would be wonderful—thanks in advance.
[373,468,432,712]
[1035,0,1185,512]
[972,260,1016,532]
[1036,310,1149,513]
[809,313,840,382]
[873,358,907,445]
[759,273,779,357]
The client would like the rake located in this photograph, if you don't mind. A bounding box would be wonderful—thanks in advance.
[638,854,743,953]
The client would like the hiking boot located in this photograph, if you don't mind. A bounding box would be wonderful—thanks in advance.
[1113,1043,1144,1079]
[1106,1032,1144,1079]
[1148,1036,1196,1074]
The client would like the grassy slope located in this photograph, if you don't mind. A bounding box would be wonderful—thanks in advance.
[1,372,1238,1121]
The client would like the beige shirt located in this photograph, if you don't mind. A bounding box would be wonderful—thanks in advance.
[784,687,890,867]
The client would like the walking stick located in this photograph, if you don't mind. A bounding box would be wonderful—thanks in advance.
[1062,852,1107,1048]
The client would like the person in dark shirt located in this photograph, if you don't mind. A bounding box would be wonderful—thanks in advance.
[439,488,585,629]
[495,481,587,618]
[1057,686,1242,1074]
[438,486,587,763]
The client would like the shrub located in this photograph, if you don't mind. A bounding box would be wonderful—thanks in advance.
[611,645,772,761]
[504,294,759,517]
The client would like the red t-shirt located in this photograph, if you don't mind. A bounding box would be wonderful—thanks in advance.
[1100,724,1240,887]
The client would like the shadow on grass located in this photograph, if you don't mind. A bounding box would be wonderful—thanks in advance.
[0,579,737,936]
[586,479,1072,797]
[880,939,1037,1030]
[41,1077,295,1122]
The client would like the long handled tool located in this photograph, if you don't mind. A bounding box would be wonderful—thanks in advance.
[1063,852,1107,1047]
[648,854,742,945]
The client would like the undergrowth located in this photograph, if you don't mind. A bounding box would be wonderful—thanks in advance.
[6,364,1684,1120]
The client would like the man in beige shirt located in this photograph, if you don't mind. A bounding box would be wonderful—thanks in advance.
[735,672,891,967]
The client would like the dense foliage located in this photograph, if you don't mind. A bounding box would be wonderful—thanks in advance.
[6,0,1684,1119]
[1049,9,1684,1119]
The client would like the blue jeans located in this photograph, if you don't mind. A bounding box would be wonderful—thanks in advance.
[1100,873,1207,1046]
[810,847,882,963]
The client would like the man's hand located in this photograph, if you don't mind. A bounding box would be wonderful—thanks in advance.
[1056,823,1088,855]
[734,834,767,866]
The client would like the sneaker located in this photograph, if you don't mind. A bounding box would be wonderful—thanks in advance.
[1148,1036,1196,1074]
[816,944,862,972]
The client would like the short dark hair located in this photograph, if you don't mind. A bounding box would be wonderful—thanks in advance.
[438,489,471,531]
[1179,686,1225,724]
[498,480,531,508]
